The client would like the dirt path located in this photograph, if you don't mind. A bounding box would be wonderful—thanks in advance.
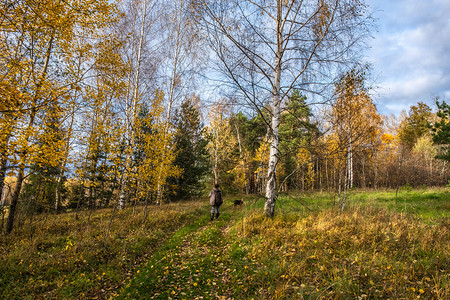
[118,205,255,299]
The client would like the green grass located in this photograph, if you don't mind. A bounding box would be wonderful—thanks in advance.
[119,201,263,299]
[282,187,449,220]
[342,187,450,220]
[1,188,448,299]
[120,188,449,299]
[0,201,207,299]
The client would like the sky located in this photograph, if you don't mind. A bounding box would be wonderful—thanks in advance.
[365,0,450,116]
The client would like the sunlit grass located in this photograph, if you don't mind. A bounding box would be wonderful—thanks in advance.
[230,206,448,299]
[1,188,448,299]
[0,201,207,299]
[123,188,449,299]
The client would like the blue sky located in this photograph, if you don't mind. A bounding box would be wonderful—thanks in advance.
[365,0,450,116]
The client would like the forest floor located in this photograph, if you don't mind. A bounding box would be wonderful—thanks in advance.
[0,188,449,299]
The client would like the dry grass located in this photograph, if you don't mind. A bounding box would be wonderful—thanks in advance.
[1,188,449,299]
[233,206,449,299]
[0,201,206,299]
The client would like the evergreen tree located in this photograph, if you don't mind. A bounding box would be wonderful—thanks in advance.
[279,90,317,190]
[430,100,450,162]
[169,97,209,200]
[398,102,432,150]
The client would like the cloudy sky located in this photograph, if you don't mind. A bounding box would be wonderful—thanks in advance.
[365,0,450,116]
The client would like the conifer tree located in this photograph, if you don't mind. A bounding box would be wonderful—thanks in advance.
[430,100,450,162]
[169,96,209,200]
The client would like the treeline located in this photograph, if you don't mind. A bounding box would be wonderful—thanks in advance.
[206,90,449,198]
[1,1,449,233]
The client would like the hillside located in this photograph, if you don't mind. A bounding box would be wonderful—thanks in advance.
[1,188,449,299]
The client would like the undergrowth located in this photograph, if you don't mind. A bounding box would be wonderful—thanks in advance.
[231,207,449,299]
[121,188,449,299]
[1,188,448,299]
[0,202,206,299]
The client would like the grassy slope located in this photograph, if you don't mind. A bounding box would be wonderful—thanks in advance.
[121,188,449,299]
[0,188,448,299]
[0,202,207,299]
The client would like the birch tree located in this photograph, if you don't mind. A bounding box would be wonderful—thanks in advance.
[331,67,380,210]
[154,0,204,204]
[132,90,181,203]
[199,0,372,217]
[117,0,159,209]
[206,102,236,185]
[1,0,119,234]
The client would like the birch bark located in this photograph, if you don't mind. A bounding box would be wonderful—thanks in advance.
[118,0,147,209]
[200,0,372,217]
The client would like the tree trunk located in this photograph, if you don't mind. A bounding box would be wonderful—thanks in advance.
[119,0,148,209]
[213,131,219,185]
[0,153,7,207]
[373,149,378,189]
[55,175,63,211]
[347,141,353,189]
[361,156,366,188]
[5,29,54,234]
[341,171,348,212]
[264,1,282,218]
[264,115,279,218]
[337,162,342,207]
[317,158,322,192]
[6,166,24,234]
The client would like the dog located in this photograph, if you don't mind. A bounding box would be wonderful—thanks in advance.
[233,199,244,209]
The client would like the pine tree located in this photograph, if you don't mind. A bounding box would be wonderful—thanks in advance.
[169,96,209,200]
[430,101,450,162]
[279,90,317,190]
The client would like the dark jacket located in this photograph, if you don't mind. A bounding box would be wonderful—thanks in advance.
[209,188,223,206]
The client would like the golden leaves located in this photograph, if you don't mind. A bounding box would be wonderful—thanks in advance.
[133,90,182,197]
[0,0,123,174]
[332,68,381,148]
[313,0,332,40]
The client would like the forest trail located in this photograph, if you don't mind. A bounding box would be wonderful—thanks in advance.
[118,203,255,299]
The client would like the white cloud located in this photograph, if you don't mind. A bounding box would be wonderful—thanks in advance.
[366,0,450,115]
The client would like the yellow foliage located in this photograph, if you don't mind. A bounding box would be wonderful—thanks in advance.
[380,132,395,149]
[206,102,236,182]
[134,90,181,198]
[296,148,315,190]
[254,136,270,177]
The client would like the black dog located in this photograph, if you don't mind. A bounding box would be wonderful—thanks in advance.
[233,199,244,209]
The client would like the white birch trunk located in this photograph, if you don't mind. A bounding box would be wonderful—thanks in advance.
[347,141,353,189]
[118,0,147,209]
[155,15,181,205]
[214,129,219,185]
[264,1,282,218]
